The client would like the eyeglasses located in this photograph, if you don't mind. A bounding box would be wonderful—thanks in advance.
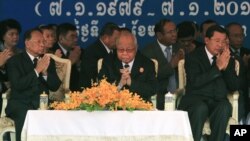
[117,48,135,53]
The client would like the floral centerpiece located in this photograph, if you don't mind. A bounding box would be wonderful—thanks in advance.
[50,79,153,111]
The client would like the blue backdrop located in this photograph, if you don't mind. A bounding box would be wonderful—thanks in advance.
[1,0,249,48]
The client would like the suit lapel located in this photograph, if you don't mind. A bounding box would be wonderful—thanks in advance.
[199,47,212,69]
[23,52,35,71]
[131,54,142,78]
[151,42,168,65]
[114,58,123,80]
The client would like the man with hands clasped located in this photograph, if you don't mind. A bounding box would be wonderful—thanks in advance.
[98,31,157,102]
[178,25,239,141]
[5,28,61,141]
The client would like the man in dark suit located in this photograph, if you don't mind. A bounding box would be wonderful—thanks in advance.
[178,25,239,141]
[142,19,184,109]
[226,22,250,123]
[99,31,157,102]
[80,22,120,89]
[51,23,82,91]
[6,28,61,141]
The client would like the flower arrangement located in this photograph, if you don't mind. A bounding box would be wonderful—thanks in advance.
[50,79,153,111]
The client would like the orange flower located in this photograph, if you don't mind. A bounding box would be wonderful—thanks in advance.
[50,79,153,111]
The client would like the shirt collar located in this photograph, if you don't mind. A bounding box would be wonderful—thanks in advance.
[100,39,113,54]
[230,47,240,54]
[205,46,214,64]
[58,42,68,56]
[26,51,38,61]
[157,40,172,53]
[122,59,135,72]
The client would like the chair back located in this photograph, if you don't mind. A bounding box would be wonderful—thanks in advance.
[97,58,103,73]
[178,59,186,89]
[1,89,10,117]
[150,58,158,77]
[46,53,71,101]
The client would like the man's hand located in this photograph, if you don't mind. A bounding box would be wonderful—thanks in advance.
[216,47,230,71]
[35,55,50,75]
[242,54,250,67]
[119,68,131,86]
[0,49,12,67]
[55,49,62,58]
[170,48,185,68]
[69,46,81,64]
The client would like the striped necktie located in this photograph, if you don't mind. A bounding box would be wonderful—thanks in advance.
[165,46,171,62]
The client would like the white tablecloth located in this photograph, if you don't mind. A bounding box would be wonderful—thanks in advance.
[21,110,193,141]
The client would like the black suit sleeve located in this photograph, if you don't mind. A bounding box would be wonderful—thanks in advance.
[46,59,61,91]
[7,57,40,92]
[185,54,222,89]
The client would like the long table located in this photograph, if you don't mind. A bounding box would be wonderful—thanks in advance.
[21,110,193,141]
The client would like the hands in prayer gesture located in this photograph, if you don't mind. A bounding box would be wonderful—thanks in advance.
[35,54,50,75]
[68,46,81,65]
[119,67,131,87]
[216,44,231,71]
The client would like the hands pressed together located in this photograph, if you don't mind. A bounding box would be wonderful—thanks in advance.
[170,48,185,68]
[119,67,131,87]
[35,54,50,76]
[68,46,81,65]
[0,49,13,67]
[216,46,231,71]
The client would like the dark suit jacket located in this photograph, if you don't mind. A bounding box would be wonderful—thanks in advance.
[80,39,113,88]
[51,43,80,91]
[185,46,239,100]
[98,51,157,102]
[230,47,250,118]
[6,52,61,113]
[141,41,181,109]
[142,41,181,93]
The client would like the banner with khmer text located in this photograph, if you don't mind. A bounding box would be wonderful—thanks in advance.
[0,0,249,48]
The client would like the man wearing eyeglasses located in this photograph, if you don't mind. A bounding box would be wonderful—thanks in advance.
[226,22,250,124]
[178,25,239,141]
[98,31,157,102]
[142,19,184,110]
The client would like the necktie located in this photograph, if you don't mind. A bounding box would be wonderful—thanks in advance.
[33,58,38,68]
[165,46,172,62]
[212,56,217,66]
[124,64,129,69]
[165,46,176,93]
[235,50,240,56]
[66,51,70,58]
[109,51,113,58]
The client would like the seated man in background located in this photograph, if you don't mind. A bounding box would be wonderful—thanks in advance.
[142,19,184,109]
[98,31,157,102]
[51,23,82,91]
[226,22,250,123]
[6,28,61,141]
[80,22,120,89]
[176,21,203,53]
[178,25,239,141]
